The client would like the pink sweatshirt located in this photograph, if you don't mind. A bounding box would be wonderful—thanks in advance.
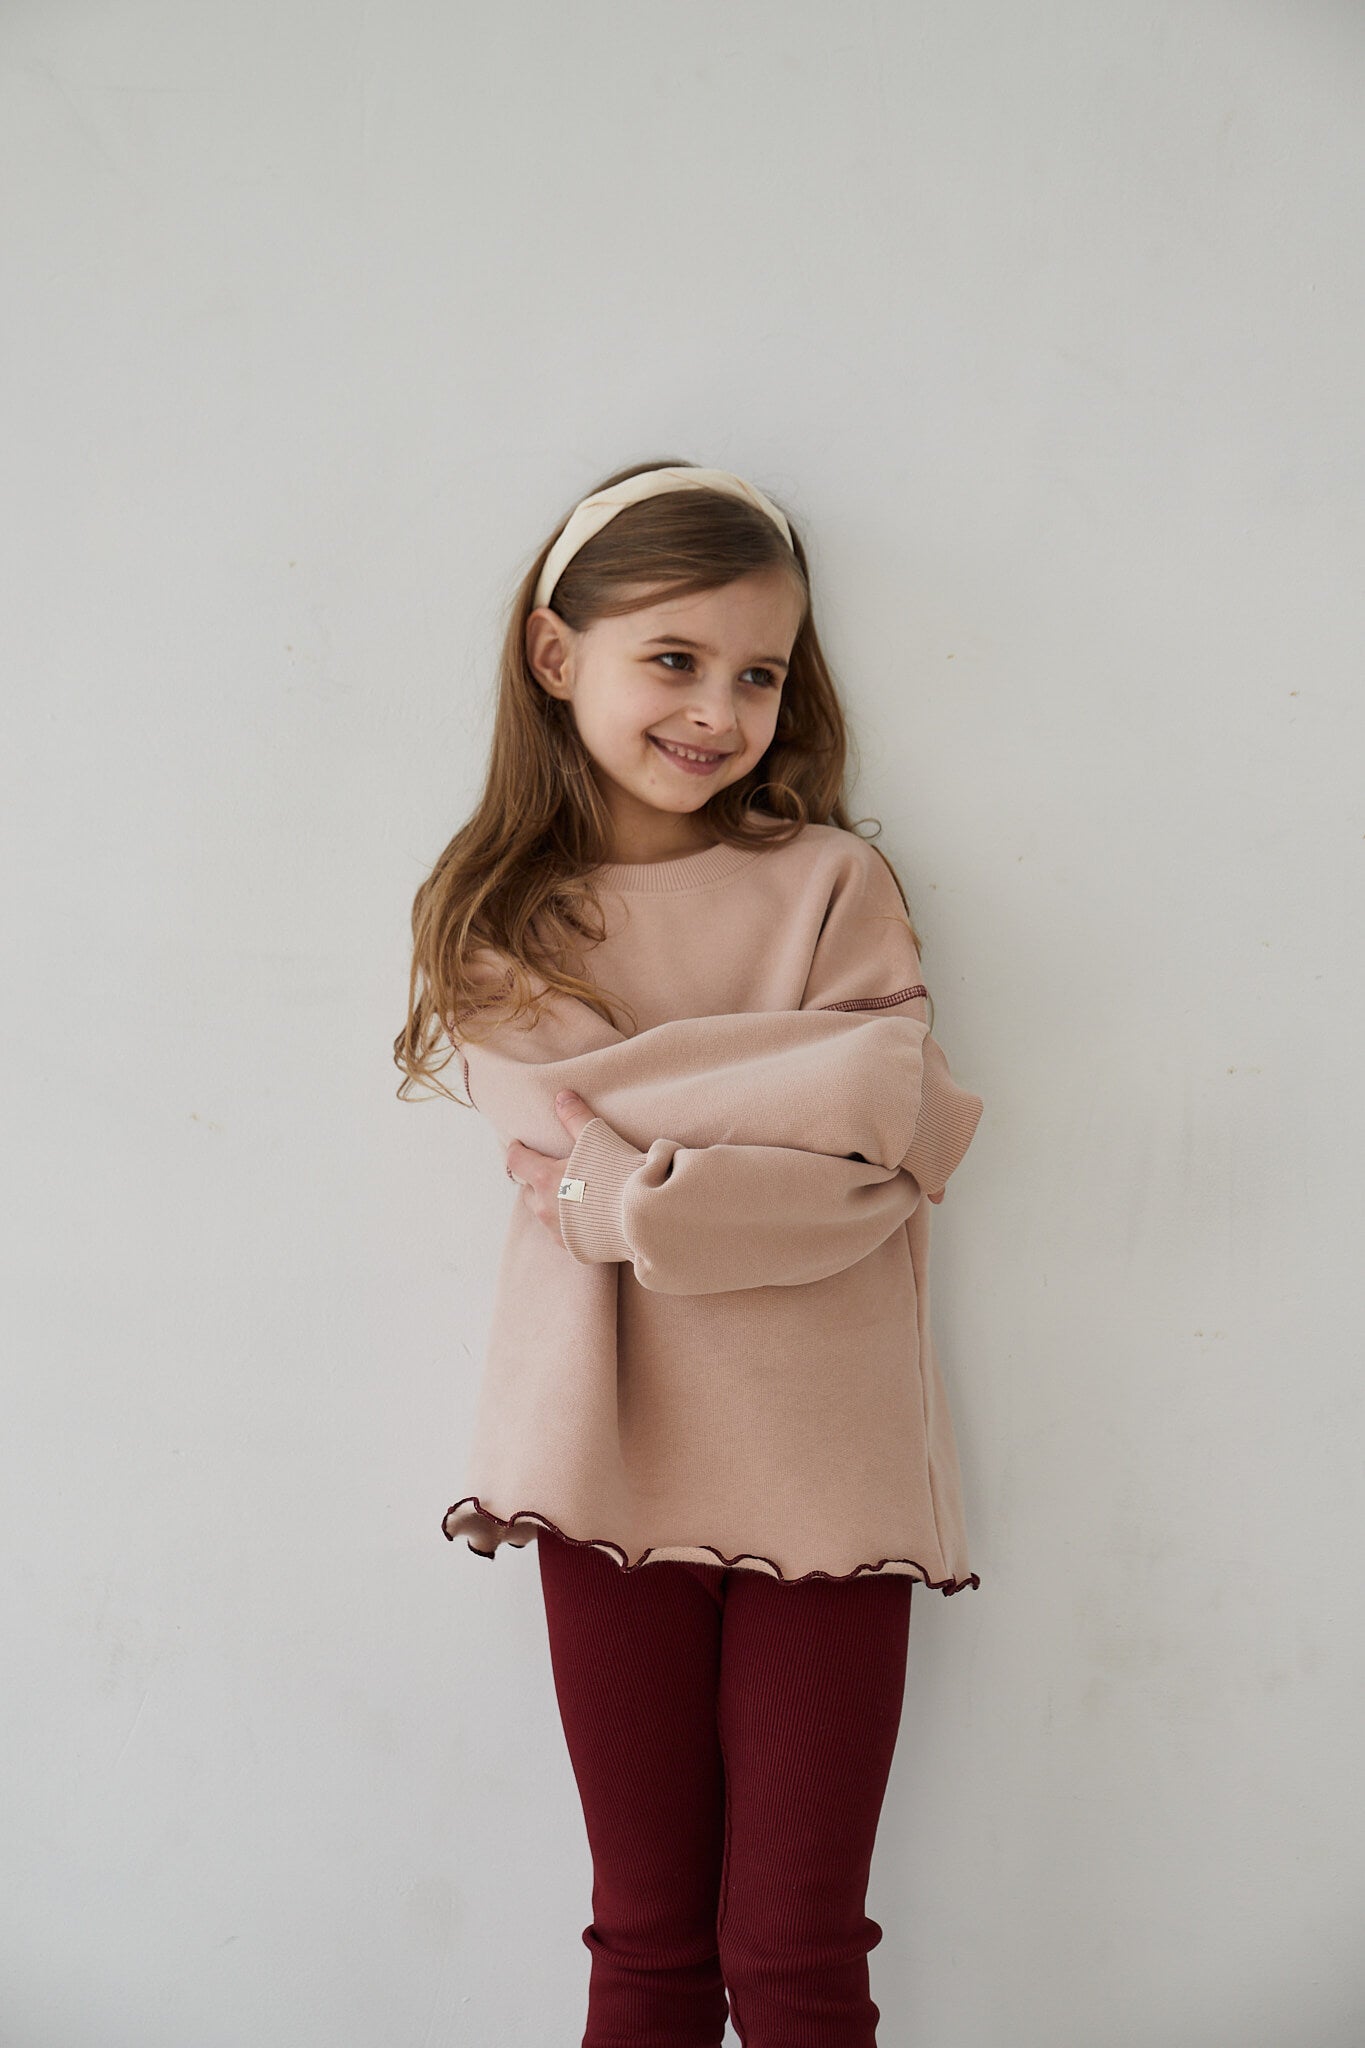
[441,822,985,1591]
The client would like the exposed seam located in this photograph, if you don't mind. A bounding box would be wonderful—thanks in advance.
[816,984,927,1013]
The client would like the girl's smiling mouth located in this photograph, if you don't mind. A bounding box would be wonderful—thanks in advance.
[649,734,732,774]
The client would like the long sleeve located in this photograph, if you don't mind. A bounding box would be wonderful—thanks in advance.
[549,845,981,1291]
[553,1115,926,1290]
[455,846,982,1295]
[801,842,983,1206]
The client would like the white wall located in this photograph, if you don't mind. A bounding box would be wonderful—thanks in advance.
[3,3,1362,2043]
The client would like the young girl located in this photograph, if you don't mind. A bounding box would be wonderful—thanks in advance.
[394,460,984,2048]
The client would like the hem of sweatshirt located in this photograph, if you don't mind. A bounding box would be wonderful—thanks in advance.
[440,1494,982,1594]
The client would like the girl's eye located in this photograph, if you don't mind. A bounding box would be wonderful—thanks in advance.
[654,652,781,689]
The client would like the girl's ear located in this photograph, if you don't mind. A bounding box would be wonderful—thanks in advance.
[526,606,574,698]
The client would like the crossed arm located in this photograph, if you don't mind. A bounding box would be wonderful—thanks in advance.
[459,998,982,1295]
[453,844,982,1295]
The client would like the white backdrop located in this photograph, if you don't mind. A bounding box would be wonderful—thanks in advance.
[3,3,1362,2044]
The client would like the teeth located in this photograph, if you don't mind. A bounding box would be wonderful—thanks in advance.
[656,738,722,762]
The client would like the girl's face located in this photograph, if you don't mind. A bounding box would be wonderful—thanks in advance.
[527,567,805,860]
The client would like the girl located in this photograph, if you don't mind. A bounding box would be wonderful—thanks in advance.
[394,460,984,2047]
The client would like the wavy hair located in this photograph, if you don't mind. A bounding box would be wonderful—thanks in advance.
[393,456,924,1104]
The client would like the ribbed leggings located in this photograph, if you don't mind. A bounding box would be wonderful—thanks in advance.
[536,1525,914,2048]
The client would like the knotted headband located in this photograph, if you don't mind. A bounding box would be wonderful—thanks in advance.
[532,465,795,613]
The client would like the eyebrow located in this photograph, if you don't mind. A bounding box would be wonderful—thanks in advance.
[641,634,790,671]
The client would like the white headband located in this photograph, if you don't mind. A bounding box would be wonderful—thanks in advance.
[533,465,795,612]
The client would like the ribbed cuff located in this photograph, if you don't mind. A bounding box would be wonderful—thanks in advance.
[904,1037,985,1198]
[557,1116,648,1265]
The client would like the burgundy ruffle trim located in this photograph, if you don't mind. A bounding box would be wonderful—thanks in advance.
[441,1494,980,1594]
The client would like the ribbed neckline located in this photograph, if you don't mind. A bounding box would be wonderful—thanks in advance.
[588,838,765,894]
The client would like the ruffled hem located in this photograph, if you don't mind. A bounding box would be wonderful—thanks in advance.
[441,1494,981,1594]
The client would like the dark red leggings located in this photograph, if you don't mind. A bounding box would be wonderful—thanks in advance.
[536,1525,915,2048]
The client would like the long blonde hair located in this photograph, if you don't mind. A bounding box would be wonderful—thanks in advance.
[393,457,922,1104]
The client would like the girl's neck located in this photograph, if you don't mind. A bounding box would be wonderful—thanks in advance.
[604,817,721,867]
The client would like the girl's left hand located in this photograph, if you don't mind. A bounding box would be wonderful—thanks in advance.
[505,1090,599,1248]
